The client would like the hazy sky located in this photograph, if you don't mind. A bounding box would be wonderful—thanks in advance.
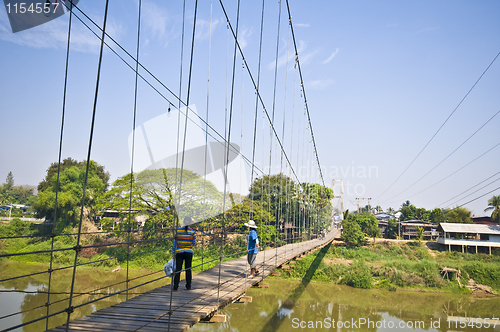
[1,0,499,216]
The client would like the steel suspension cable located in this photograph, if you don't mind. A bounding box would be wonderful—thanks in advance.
[218,0,241,311]
[65,1,110,330]
[202,0,214,273]
[268,0,282,277]
[45,2,73,329]
[285,0,325,186]
[168,0,198,331]
[126,0,142,302]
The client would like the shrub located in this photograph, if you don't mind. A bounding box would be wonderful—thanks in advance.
[340,260,373,289]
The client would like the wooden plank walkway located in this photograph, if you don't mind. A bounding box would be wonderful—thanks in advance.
[48,230,338,332]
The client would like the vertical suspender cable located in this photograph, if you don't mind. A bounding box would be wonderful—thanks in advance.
[247,0,266,291]
[218,0,241,310]
[278,20,291,267]
[202,0,214,272]
[46,1,73,329]
[126,0,142,301]
[266,0,282,279]
[65,1,110,330]
[168,0,187,329]
[249,0,265,238]
[168,1,198,331]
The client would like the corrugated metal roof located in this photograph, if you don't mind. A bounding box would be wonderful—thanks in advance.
[438,223,500,235]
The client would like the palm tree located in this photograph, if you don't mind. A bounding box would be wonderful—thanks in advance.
[485,195,500,223]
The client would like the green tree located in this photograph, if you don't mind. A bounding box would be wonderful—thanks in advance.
[354,213,380,243]
[416,226,424,242]
[5,171,14,190]
[340,216,365,247]
[485,195,500,223]
[98,168,224,228]
[399,202,417,221]
[445,206,473,224]
[33,160,107,230]
[387,218,398,239]
[38,157,109,192]
[386,207,396,215]
[430,208,446,224]
[249,173,297,223]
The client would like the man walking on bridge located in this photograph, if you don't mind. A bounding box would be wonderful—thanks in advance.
[173,216,196,290]
[245,220,260,279]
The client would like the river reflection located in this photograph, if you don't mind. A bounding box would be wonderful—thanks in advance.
[2,262,500,332]
[0,261,167,331]
[192,278,500,332]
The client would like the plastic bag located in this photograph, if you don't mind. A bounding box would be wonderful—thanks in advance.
[164,258,174,277]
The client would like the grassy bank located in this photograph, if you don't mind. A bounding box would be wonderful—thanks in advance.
[279,240,500,294]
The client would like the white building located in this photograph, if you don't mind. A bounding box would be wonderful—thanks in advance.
[437,223,500,255]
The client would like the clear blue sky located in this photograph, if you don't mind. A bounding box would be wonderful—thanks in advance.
[1,0,499,216]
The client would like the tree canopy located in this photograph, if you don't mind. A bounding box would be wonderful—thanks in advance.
[33,160,107,229]
[445,206,473,224]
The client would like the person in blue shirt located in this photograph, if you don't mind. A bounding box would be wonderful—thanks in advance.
[244,220,260,279]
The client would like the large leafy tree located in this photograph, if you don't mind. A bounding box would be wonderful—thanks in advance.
[445,206,473,224]
[97,168,224,228]
[38,157,110,192]
[33,160,107,229]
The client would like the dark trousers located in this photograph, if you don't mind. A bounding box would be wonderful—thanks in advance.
[174,252,193,289]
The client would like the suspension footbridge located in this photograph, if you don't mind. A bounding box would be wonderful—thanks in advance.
[46,231,337,332]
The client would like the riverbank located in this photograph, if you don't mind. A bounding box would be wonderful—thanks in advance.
[277,240,500,294]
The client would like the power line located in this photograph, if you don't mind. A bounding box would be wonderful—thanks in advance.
[383,109,500,202]
[404,141,500,200]
[447,177,500,208]
[457,186,500,209]
[437,171,500,208]
[376,50,500,200]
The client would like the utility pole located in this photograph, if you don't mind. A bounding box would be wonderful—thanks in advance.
[355,197,371,213]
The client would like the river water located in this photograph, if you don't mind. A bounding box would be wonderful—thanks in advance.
[2,262,499,332]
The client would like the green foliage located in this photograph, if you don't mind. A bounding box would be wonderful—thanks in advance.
[33,160,106,230]
[485,195,500,223]
[416,226,424,241]
[356,213,380,240]
[340,260,373,289]
[249,173,334,232]
[445,206,473,224]
[340,217,365,247]
[463,261,500,289]
[430,208,446,224]
[0,218,34,238]
[0,171,36,205]
[387,218,398,239]
[37,158,110,192]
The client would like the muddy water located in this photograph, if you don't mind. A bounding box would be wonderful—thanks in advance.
[2,262,500,332]
[191,278,500,332]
